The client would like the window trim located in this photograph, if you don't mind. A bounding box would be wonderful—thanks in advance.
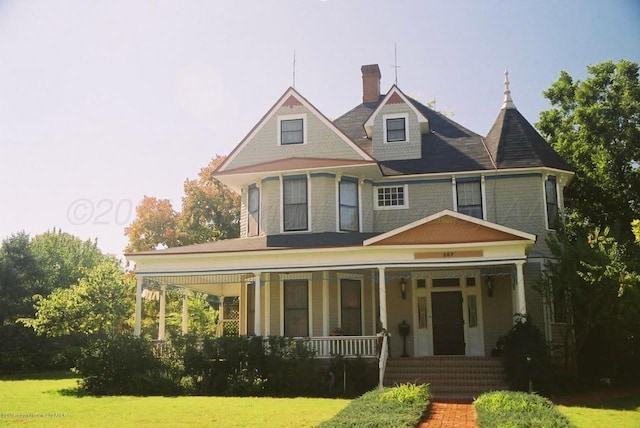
[277,114,307,146]
[338,177,360,232]
[337,273,364,336]
[383,113,410,143]
[454,177,485,220]
[374,184,409,210]
[247,184,260,237]
[544,175,559,230]
[279,274,313,337]
[281,175,309,232]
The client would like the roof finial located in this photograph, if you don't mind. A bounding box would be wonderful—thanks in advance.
[502,70,516,109]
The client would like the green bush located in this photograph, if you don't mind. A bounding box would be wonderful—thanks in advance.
[318,383,431,428]
[501,314,553,394]
[474,391,572,428]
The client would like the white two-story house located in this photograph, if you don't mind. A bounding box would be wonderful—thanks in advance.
[127,64,573,368]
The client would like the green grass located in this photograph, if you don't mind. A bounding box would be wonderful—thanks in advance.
[0,373,350,427]
[558,393,640,428]
[474,390,571,428]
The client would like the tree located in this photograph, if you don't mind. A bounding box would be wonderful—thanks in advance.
[177,155,240,245]
[22,259,135,337]
[124,197,179,252]
[537,60,640,244]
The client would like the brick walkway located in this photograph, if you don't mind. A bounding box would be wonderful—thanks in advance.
[417,402,476,428]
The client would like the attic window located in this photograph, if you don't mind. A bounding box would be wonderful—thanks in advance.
[386,118,406,142]
[278,114,306,146]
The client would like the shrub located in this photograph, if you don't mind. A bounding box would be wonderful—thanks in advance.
[318,383,431,428]
[474,390,572,428]
[501,314,553,394]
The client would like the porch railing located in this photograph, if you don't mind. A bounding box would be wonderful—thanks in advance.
[305,336,378,358]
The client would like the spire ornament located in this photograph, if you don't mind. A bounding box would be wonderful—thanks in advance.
[502,70,516,109]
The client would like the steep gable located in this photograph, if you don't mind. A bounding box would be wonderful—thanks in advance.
[217,88,373,174]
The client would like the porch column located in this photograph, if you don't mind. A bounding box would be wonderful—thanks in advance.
[134,276,143,337]
[514,261,527,317]
[254,272,262,336]
[181,289,189,335]
[158,284,167,340]
[378,267,388,330]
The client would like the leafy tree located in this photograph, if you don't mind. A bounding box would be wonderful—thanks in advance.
[124,196,179,252]
[537,59,640,244]
[22,260,135,337]
[177,155,240,245]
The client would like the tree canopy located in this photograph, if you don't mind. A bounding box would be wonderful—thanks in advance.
[125,155,240,252]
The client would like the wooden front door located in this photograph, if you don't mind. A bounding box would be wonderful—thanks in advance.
[431,291,465,355]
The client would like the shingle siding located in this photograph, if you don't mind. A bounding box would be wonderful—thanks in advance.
[371,104,422,161]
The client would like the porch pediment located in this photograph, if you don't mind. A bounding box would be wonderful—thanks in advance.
[363,210,536,246]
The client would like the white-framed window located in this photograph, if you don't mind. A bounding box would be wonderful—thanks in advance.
[383,113,409,143]
[283,176,308,231]
[339,178,359,231]
[277,114,306,145]
[456,180,483,219]
[545,175,559,230]
[247,185,260,237]
[374,184,408,209]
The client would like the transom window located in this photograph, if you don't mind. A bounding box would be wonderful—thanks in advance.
[386,117,406,142]
[456,180,483,219]
[280,118,304,145]
[375,185,407,209]
[284,279,309,337]
[339,179,359,231]
[247,185,260,237]
[545,176,558,229]
[283,176,308,231]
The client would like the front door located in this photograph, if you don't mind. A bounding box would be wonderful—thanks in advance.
[431,291,465,355]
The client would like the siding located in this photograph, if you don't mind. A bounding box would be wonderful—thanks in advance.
[482,275,513,355]
[371,104,422,161]
[524,262,545,333]
[225,104,366,170]
[261,177,281,235]
[311,175,337,233]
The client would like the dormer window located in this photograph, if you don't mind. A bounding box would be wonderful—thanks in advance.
[278,114,306,145]
[383,113,409,143]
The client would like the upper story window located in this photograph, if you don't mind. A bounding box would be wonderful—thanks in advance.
[247,185,260,237]
[456,180,483,219]
[278,115,305,145]
[545,176,559,229]
[283,176,308,231]
[383,113,409,143]
[339,178,359,231]
[375,185,407,209]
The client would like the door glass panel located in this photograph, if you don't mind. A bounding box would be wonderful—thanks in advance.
[418,296,428,329]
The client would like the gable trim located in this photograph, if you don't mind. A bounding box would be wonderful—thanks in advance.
[217,87,374,173]
[363,209,537,246]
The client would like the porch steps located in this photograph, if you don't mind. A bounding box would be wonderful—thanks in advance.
[383,357,508,403]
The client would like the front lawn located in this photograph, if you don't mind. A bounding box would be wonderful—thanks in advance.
[558,392,640,428]
[0,373,350,427]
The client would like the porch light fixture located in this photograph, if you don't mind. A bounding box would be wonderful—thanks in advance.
[400,278,407,300]
[487,277,494,298]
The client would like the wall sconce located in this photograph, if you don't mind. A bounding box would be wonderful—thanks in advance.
[487,277,494,298]
[400,278,407,300]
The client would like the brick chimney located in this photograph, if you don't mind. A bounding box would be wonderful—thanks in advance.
[361,64,381,104]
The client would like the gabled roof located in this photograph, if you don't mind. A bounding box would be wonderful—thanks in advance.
[362,85,430,138]
[216,87,374,174]
[484,106,574,171]
[214,157,377,176]
[364,210,536,246]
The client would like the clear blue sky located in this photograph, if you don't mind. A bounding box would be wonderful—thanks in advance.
[1,0,639,257]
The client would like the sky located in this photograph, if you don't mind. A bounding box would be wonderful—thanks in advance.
[1,0,639,257]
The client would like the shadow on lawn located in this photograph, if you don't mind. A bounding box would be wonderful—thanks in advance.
[0,371,77,381]
[555,387,640,411]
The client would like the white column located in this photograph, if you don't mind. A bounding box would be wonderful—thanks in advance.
[181,289,189,335]
[515,262,527,316]
[134,276,143,337]
[254,272,262,336]
[378,267,388,331]
[322,271,330,336]
[158,284,167,340]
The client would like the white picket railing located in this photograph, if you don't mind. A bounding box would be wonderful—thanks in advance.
[305,336,378,358]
